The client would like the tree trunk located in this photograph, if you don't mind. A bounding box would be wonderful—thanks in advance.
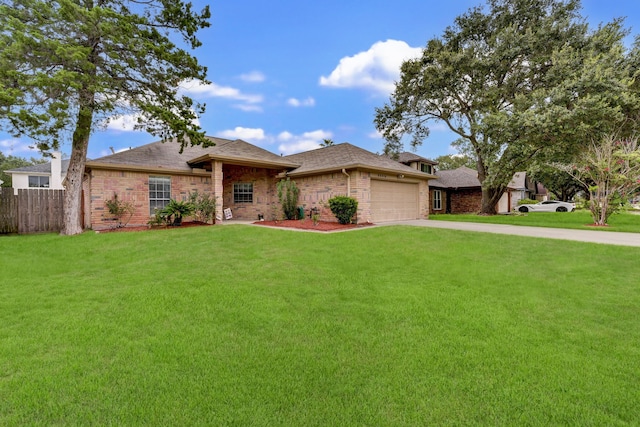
[480,186,502,215]
[61,142,89,235]
[61,91,94,236]
[476,157,503,215]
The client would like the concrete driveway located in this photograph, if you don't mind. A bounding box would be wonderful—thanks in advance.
[383,219,640,247]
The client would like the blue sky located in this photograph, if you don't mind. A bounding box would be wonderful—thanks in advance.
[2,0,640,161]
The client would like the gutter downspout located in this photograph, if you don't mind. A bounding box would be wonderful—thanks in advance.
[341,169,351,195]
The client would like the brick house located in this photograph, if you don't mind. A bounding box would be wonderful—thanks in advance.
[428,166,539,214]
[84,137,436,230]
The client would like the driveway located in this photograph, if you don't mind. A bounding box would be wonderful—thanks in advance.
[383,219,640,247]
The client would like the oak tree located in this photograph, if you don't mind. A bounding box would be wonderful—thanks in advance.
[375,0,639,214]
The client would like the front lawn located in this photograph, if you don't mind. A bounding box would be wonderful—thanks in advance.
[1,225,639,425]
[431,210,640,233]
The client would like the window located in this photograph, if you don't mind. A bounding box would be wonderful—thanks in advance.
[28,176,50,188]
[420,163,433,174]
[233,183,253,203]
[149,176,171,215]
[433,190,442,210]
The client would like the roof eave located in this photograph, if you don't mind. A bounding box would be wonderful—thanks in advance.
[85,162,210,176]
[286,164,436,180]
[187,154,300,169]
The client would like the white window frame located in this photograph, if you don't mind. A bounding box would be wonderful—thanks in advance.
[28,175,50,188]
[433,189,442,210]
[149,176,171,215]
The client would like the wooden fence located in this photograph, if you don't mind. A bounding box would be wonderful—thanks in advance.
[0,188,65,234]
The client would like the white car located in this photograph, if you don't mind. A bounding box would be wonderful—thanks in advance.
[517,200,575,213]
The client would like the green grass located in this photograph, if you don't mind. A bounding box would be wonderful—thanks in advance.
[1,225,640,425]
[431,209,640,233]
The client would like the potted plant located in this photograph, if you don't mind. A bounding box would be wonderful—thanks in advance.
[163,199,194,226]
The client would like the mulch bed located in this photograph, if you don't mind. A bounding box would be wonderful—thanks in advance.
[96,221,213,233]
[96,220,374,233]
[253,219,375,232]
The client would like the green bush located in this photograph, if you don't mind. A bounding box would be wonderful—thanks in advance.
[517,198,538,206]
[188,190,217,223]
[163,199,194,226]
[277,178,300,220]
[328,196,358,224]
[104,193,135,228]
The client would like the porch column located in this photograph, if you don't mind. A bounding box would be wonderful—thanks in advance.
[212,160,223,207]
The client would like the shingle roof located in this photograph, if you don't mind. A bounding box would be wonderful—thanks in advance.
[86,137,299,172]
[5,159,71,174]
[187,138,299,168]
[429,166,480,188]
[507,171,527,190]
[283,143,433,179]
[396,152,438,165]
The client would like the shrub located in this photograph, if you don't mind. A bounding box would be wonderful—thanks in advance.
[188,191,217,224]
[105,193,135,228]
[328,196,358,224]
[163,199,194,226]
[148,208,171,227]
[277,178,300,220]
[517,198,538,206]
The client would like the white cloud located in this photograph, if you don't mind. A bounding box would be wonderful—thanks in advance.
[319,39,422,95]
[239,71,266,83]
[213,128,333,155]
[234,104,264,113]
[0,138,38,155]
[287,97,316,107]
[179,79,263,111]
[105,114,141,132]
[219,127,267,141]
[368,130,383,139]
[277,129,332,155]
[104,109,201,132]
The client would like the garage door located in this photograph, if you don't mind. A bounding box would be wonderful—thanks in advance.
[370,180,419,222]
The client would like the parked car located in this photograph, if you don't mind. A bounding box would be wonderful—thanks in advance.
[517,200,575,213]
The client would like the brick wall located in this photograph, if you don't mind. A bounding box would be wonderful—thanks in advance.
[89,165,432,228]
[429,188,499,215]
[295,171,429,223]
[222,165,279,221]
[292,172,348,222]
[450,189,483,213]
[88,169,212,230]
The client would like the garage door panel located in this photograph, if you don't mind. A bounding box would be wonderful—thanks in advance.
[370,180,418,222]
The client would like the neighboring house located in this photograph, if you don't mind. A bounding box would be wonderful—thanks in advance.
[428,166,539,214]
[5,152,69,194]
[428,166,482,214]
[84,137,436,230]
[498,171,539,212]
[394,152,438,175]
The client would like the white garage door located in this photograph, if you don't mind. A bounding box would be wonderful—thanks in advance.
[370,180,419,222]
